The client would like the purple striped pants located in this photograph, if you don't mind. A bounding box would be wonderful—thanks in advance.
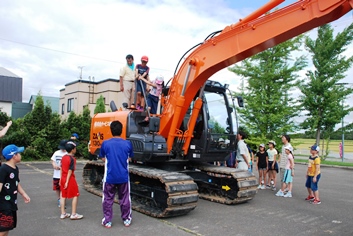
[102,182,132,224]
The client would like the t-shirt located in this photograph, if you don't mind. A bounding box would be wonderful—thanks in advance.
[136,64,149,77]
[149,80,163,97]
[60,154,76,186]
[256,151,268,167]
[267,149,278,162]
[120,65,135,82]
[100,138,134,184]
[307,156,320,176]
[51,149,67,179]
[285,153,294,170]
[236,140,248,162]
[0,164,20,211]
[280,143,292,169]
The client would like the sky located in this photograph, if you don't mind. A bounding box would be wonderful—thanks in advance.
[0,0,353,128]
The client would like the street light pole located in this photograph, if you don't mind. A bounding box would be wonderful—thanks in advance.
[336,82,353,162]
[341,99,344,162]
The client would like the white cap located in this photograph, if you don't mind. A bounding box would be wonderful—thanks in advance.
[268,140,276,146]
[155,75,164,85]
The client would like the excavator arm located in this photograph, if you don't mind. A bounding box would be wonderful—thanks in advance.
[159,0,353,153]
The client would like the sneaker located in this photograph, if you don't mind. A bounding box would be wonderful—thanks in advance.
[257,185,262,189]
[102,219,112,228]
[275,190,284,197]
[70,213,83,220]
[270,180,274,185]
[311,199,321,205]
[283,191,292,198]
[58,199,60,208]
[266,185,271,189]
[284,188,289,194]
[305,195,315,201]
[123,219,131,227]
[261,185,266,190]
[60,213,70,219]
[272,186,276,191]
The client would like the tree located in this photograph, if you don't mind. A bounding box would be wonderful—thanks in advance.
[60,106,92,158]
[94,95,106,114]
[23,94,50,138]
[299,23,353,150]
[229,36,307,145]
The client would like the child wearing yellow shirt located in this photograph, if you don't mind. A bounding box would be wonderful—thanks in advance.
[305,145,321,204]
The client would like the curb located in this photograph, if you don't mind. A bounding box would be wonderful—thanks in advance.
[295,162,353,170]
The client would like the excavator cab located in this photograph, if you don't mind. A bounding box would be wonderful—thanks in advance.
[187,80,240,163]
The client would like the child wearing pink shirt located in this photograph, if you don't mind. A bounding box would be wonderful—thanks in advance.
[275,146,294,197]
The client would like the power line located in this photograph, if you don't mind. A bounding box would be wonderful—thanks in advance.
[0,37,120,64]
[0,37,173,72]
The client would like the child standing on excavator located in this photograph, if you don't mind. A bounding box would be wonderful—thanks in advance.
[135,55,150,111]
[139,75,164,123]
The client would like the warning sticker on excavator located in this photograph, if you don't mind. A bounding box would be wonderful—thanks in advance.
[222,185,231,191]
[94,121,111,127]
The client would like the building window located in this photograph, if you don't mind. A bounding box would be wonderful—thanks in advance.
[67,98,74,112]
[61,104,65,114]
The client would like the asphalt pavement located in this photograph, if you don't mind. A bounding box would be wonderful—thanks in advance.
[11,161,353,236]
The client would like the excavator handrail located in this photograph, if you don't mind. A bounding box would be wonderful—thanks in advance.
[158,0,353,154]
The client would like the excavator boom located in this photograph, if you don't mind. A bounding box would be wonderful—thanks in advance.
[160,0,353,153]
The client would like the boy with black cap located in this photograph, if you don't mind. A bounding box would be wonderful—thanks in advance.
[51,140,67,207]
[0,144,30,234]
[305,145,321,204]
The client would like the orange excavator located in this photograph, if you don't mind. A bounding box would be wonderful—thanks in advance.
[83,0,353,218]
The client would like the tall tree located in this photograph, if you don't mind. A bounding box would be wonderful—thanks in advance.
[299,23,353,147]
[94,95,106,114]
[229,36,307,144]
[23,94,49,138]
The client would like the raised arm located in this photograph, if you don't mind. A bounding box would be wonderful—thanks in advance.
[0,121,12,138]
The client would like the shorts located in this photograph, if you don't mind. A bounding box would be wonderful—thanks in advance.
[280,167,285,182]
[305,174,321,191]
[53,178,60,191]
[283,169,293,183]
[61,178,80,199]
[0,210,17,232]
[136,80,147,94]
[258,167,267,171]
[258,163,267,170]
[268,161,278,173]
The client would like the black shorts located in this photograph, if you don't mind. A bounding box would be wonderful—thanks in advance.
[268,161,279,173]
[0,210,17,232]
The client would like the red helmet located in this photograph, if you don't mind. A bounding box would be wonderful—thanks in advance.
[141,55,149,62]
